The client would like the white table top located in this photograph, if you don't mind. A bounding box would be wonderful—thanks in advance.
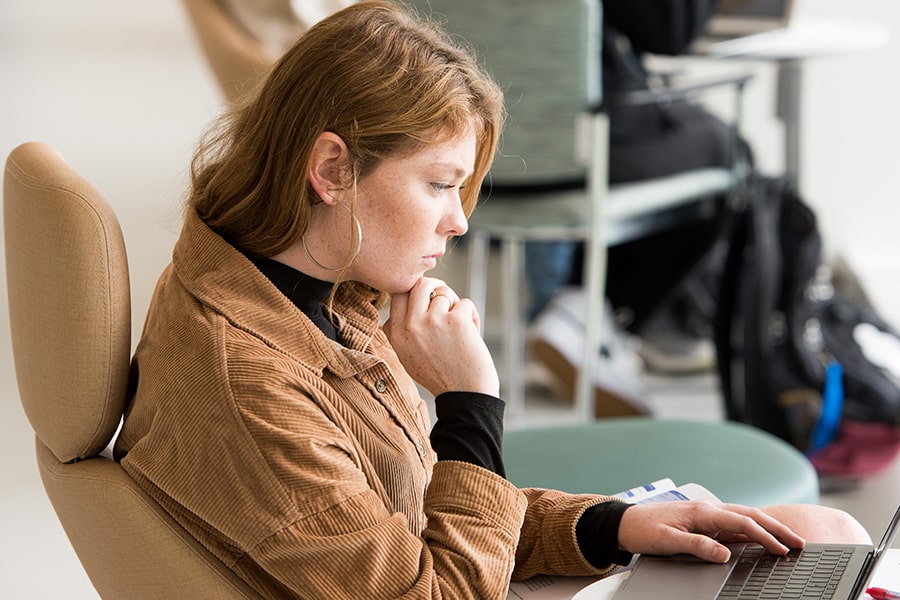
[869,548,900,597]
[693,16,890,61]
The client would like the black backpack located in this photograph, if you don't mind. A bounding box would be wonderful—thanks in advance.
[714,174,900,480]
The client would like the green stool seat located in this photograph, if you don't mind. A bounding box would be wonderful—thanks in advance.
[503,419,819,506]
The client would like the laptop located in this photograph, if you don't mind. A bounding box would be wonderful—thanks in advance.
[705,0,795,38]
[612,504,900,600]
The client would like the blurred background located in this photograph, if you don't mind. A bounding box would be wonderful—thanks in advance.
[1,1,898,597]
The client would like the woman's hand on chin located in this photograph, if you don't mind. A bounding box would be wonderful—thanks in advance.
[384,277,499,398]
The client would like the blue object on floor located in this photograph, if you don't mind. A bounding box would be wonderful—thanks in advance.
[503,418,819,506]
[810,360,844,453]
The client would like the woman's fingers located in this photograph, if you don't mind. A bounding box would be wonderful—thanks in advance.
[385,278,498,397]
[618,501,805,563]
[694,506,791,558]
[427,286,459,308]
[669,529,734,563]
[719,504,806,550]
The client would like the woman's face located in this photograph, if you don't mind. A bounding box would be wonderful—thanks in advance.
[346,130,475,294]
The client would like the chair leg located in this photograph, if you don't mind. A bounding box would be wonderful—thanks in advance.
[467,230,491,336]
[500,235,526,418]
[578,111,612,420]
[467,230,526,418]
[578,237,605,420]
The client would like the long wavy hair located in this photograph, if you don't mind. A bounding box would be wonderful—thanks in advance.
[189,0,504,263]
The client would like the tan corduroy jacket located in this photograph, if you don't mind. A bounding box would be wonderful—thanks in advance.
[115,210,618,599]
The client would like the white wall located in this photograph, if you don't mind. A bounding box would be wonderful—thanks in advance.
[740,0,900,325]
[0,3,221,597]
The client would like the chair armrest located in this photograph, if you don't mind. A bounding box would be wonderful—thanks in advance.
[598,72,754,110]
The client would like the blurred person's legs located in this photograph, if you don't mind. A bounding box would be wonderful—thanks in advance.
[607,102,736,185]
[528,286,651,417]
[526,102,742,403]
[525,241,578,322]
[608,103,746,373]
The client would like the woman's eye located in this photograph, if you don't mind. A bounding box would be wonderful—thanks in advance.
[431,182,454,192]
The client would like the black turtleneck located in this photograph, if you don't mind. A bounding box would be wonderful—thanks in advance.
[245,253,338,341]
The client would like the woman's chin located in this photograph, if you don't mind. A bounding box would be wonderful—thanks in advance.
[384,279,421,297]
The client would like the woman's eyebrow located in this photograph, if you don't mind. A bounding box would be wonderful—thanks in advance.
[430,162,470,178]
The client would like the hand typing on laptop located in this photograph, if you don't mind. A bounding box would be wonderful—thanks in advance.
[618,501,807,563]
[612,504,890,600]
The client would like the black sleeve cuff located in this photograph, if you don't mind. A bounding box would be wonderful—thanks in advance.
[430,392,506,477]
[576,500,635,568]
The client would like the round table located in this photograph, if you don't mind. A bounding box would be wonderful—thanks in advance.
[503,418,819,506]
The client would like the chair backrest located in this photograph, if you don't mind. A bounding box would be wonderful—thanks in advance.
[417,0,600,187]
[5,142,132,463]
[4,141,263,599]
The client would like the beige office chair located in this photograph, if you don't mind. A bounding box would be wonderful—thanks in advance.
[4,142,264,599]
[417,0,751,419]
[182,0,359,105]
[181,0,289,104]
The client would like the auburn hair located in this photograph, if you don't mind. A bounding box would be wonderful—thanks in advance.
[189,0,504,257]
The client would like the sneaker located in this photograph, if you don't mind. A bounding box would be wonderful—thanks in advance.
[637,307,716,375]
[528,287,651,418]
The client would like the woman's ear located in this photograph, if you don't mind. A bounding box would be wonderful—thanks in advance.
[308,132,350,206]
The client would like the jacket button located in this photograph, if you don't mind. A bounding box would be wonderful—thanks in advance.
[418,441,427,456]
[375,378,387,393]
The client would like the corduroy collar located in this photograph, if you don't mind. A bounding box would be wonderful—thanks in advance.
[172,209,385,379]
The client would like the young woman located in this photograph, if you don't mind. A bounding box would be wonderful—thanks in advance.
[115,3,868,598]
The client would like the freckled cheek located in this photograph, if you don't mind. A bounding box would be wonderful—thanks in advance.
[359,213,417,262]
[364,210,409,250]
[358,187,433,254]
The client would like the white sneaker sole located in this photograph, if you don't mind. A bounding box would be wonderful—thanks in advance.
[531,337,652,419]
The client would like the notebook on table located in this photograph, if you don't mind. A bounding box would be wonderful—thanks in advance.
[611,504,900,600]
[689,0,797,58]
[705,0,795,38]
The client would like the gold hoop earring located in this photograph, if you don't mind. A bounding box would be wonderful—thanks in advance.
[301,203,362,272]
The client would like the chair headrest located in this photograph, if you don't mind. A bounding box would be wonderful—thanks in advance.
[4,142,131,462]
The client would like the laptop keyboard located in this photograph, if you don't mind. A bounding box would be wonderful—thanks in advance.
[716,545,854,599]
